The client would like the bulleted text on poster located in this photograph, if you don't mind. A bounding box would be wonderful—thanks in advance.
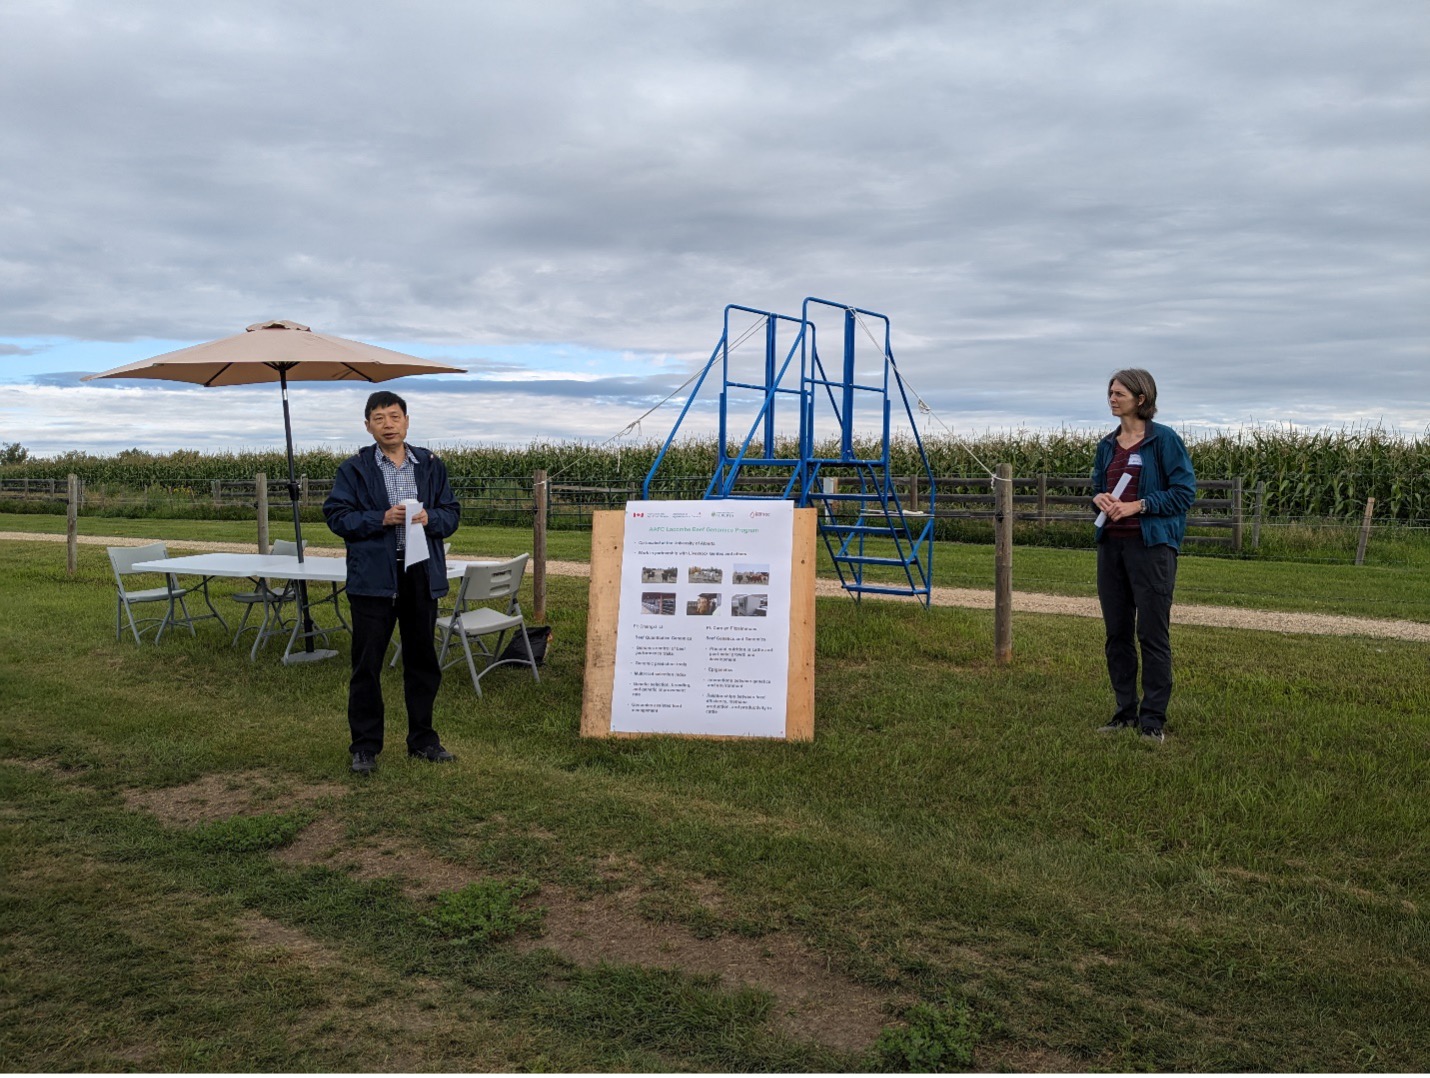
[611,500,793,737]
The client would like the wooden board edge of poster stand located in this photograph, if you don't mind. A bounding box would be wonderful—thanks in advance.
[579,507,817,741]
[578,510,625,738]
[783,507,816,741]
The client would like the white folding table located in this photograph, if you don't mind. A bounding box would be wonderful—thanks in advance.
[131,552,486,664]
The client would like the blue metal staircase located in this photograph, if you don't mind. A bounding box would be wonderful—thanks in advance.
[643,297,936,606]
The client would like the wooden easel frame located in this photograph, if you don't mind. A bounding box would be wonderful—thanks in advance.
[580,507,816,740]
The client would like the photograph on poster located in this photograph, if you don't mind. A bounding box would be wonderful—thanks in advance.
[688,566,723,584]
[641,566,678,583]
[687,593,722,616]
[732,564,770,585]
[641,592,677,615]
[730,593,768,617]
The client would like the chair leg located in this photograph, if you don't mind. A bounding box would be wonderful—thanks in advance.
[197,580,228,633]
[122,591,149,643]
[178,591,197,637]
[121,596,145,645]
[231,602,256,647]
[250,596,291,661]
[244,597,270,661]
[458,630,483,696]
[249,610,268,662]
[516,624,541,683]
[155,594,175,645]
[329,585,351,632]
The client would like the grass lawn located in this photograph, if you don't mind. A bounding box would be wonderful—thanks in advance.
[3,511,1428,622]
[1,535,1427,1071]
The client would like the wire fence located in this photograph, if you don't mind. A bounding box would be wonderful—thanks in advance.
[2,472,1427,567]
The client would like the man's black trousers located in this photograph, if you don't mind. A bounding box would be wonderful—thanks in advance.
[347,563,443,756]
[1096,536,1178,731]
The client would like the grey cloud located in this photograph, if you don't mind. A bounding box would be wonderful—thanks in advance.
[0,0,1425,442]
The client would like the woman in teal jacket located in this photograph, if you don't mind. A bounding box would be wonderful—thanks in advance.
[1091,369,1196,742]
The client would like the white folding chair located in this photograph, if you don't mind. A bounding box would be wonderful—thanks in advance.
[436,554,538,696]
[231,539,301,660]
[108,542,196,645]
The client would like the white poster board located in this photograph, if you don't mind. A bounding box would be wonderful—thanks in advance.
[609,500,795,738]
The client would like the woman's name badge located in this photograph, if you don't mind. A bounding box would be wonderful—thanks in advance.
[1128,453,1143,466]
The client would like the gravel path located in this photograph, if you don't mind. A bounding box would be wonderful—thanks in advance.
[9,530,1427,642]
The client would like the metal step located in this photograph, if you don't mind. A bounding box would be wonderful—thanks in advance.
[821,523,902,536]
[843,583,932,597]
[831,554,917,567]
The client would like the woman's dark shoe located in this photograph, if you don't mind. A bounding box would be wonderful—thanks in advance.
[409,744,456,763]
[1098,716,1136,732]
[351,751,378,774]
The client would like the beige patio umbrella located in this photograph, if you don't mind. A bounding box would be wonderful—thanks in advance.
[86,320,465,656]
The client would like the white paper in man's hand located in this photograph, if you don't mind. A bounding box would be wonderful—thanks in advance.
[1095,472,1132,527]
[402,499,430,569]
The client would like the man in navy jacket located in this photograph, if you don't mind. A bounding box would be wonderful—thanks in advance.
[323,391,461,774]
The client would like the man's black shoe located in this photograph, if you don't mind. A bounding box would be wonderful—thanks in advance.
[1138,726,1166,743]
[409,744,456,763]
[351,751,378,775]
[1098,716,1136,733]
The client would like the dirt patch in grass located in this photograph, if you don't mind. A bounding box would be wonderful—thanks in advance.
[276,818,482,898]
[980,1042,1086,1072]
[3,755,95,780]
[122,770,346,825]
[235,909,348,970]
[231,910,506,1071]
[518,884,896,1053]
[275,821,893,1053]
[163,790,897,1056]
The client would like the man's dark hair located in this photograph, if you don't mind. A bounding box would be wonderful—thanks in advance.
[364,390,408,418]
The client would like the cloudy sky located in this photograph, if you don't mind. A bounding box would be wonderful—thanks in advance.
[1,0,1426,457]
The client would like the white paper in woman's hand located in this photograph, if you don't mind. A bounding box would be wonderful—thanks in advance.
[1095,473,1132,527]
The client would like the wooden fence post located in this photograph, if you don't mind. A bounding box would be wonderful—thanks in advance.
[1355,497,1375,566]
[533,468,548,621]
[1037,473,1048,526]
[299,474,308,506]
[255,471,269,553]
[211,478,222,507]
[994,463,1013,665]
[66,473,78,576]
[1231,476,1244,552]
[1251,480,1265,551]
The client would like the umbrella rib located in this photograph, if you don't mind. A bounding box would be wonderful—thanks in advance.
[343,362,377,382]
[203,363,233,387]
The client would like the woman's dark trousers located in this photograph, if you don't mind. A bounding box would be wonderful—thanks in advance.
[347,563,443,756]
[1096,537,1178,731]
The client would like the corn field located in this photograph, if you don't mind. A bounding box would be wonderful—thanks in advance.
[2,426,1427,522]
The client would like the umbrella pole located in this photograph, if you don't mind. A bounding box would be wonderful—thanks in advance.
[278,367,337,664]
[278,366,307,565]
